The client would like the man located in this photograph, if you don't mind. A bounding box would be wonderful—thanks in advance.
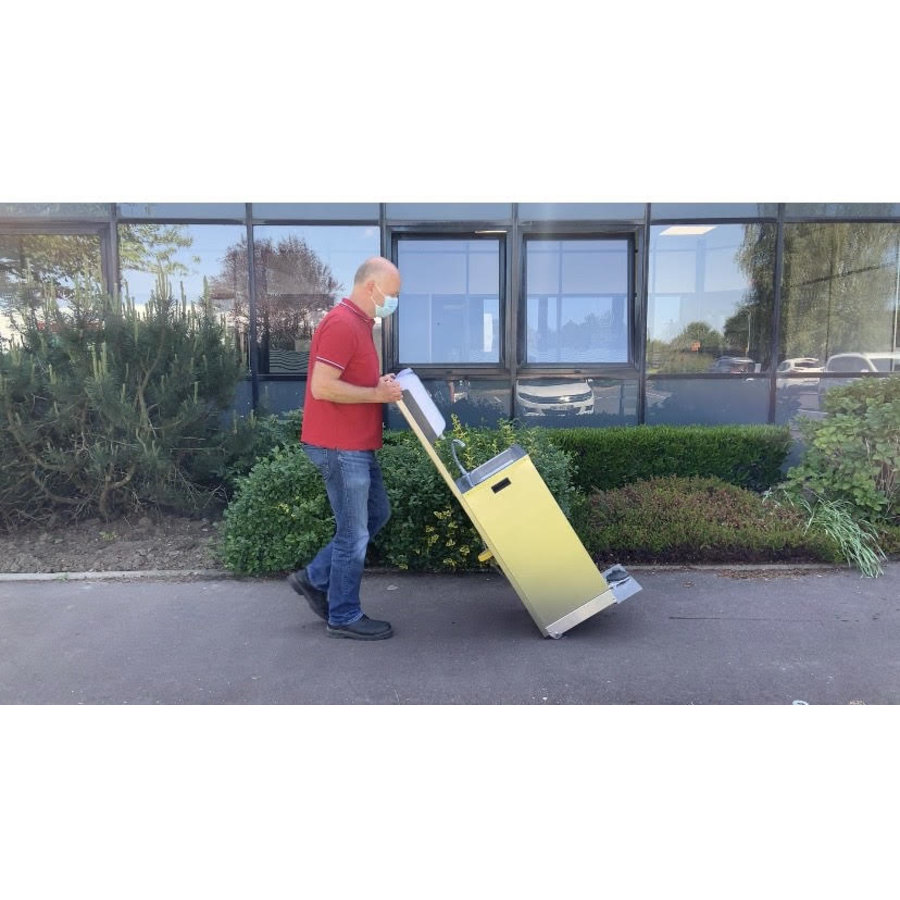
[287,256,404,640]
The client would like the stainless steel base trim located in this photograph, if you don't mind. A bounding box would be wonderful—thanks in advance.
[544,589,617,638]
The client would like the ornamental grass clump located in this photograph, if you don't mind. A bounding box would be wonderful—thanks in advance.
[765,489,887,578]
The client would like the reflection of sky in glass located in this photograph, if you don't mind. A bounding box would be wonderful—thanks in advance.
[120,225,247,305]
[397,239,501,364]
[648,224,753,342]
[253,226,380,299]
[525,240,629,363]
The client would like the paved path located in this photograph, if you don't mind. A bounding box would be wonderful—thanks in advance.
[1,564,898,704]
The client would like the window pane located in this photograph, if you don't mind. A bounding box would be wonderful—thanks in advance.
[396,239,501,364]
[525,238,629,363]
[648,223,775,374]
[251,203,379,221]
[784,203,900,219]
[651,203,776,219]
[779,223,900,372]
[0,232,104,343]
[515,376,638,426]
[645,377,770,426]
[118,203,245,219]
[386,203,511,221]
[0,203,109,218]
[252,225,381,375]
[518,203,644,221]
[118,223,249,367]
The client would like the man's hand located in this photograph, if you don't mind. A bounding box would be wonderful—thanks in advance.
[374,373,404,404]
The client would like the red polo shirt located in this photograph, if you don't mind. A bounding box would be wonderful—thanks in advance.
[300,299,384,450]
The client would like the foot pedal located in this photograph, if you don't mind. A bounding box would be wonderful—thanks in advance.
[602,564,642,603]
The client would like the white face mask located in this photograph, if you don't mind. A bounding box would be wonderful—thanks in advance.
[373,284,399,318]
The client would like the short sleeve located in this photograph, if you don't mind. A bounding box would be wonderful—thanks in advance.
[314,314,357,372]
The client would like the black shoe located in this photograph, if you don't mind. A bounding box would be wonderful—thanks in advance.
[287,569,328,622]
[326,614,393,641]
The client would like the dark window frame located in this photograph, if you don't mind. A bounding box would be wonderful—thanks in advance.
[387,228,509,377]
[646,219,779,379]
[517,228,639,376]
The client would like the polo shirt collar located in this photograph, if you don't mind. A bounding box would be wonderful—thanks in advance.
[339,298,374,323]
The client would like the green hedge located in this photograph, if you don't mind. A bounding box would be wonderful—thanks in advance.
[547,424,792,494]
[580,476,842,565]
[218,420,808,576]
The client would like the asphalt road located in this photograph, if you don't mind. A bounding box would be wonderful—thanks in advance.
[1,564,898,704]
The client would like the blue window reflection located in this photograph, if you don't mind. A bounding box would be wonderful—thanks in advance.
[396,239,501,364]
[525,238,629,364]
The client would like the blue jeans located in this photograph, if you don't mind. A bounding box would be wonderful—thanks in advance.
[301,445,391,626]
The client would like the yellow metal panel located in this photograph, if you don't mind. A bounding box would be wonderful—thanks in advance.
[458,456,616,633]
[396,392,619,637]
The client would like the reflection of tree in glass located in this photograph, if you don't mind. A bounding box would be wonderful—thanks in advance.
[557,311,612,351]
[0,234,103,323]
[728,224,775,369]
[209,235,340,355]
[118,224,196,284]
[739,223,899,365]
[651,321,724,373]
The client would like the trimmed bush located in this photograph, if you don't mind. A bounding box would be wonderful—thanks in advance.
[218,444,333,575]
[580,475,842,565]
[547,424,792,494]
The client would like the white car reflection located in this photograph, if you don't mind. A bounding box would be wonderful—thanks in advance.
[818,351,900,400]
[776,357,822,389]
[515,378,594,416]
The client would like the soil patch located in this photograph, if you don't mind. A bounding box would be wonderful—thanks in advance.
[0,512,222,574]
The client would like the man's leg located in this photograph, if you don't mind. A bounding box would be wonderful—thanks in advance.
[316,449,373,626]
[301,447,393,638]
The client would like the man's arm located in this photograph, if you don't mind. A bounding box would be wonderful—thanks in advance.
[310,362,403,404]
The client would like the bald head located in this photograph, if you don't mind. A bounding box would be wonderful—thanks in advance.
[350,256,402,317]
[353,256,399,286]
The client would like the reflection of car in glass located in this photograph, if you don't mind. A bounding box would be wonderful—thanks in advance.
[708,356,756,374]
[823,351,900,374]
[776,357,822,389]
[515,378,594,416]
[428,379,470,407]
[818,351,900,399]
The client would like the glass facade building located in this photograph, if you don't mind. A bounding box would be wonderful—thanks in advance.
[3,203,899,437]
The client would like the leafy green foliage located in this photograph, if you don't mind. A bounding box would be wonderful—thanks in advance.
[218,408,305,492]
[546,424,792,494]
[781,376,900,523]
[218,444,334,575]
[220,417,579,576]
[372,417,579,572]
[580,476,842,565]
[0,274,245,527]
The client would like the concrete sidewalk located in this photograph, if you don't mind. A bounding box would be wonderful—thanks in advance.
[1,564,898,704]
